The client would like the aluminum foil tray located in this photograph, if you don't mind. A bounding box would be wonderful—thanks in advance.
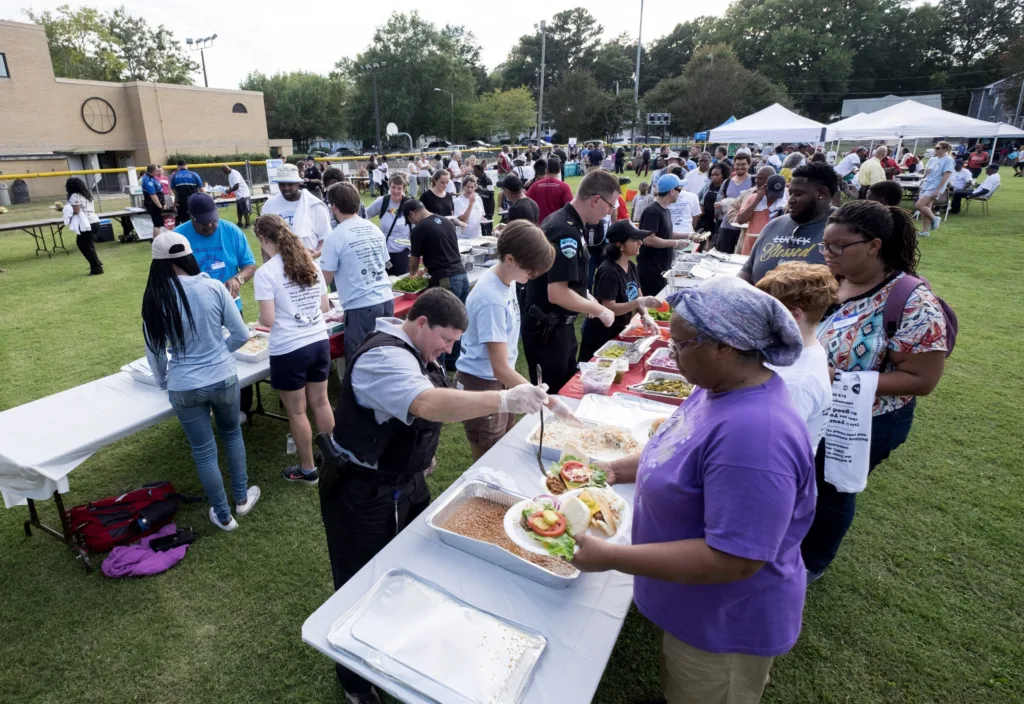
[327,568,546,703]
[427,480,579,589]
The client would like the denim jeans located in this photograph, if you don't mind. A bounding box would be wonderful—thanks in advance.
[801,400,916,573]
[168,376,249,523]
[438,273,470,370]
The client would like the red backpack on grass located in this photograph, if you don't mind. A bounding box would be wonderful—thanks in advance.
[68,481,185,553]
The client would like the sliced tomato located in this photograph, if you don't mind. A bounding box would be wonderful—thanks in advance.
[560,461,591,486]
[528,510,566,537]
[656,300,670,313]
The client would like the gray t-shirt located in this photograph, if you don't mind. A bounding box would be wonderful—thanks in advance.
[740,210,831,285]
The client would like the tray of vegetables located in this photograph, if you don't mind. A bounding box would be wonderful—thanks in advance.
[392,275,430,299]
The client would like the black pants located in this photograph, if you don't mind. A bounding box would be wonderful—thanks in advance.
[578,318,623,364]
[175,203,190,226]
[615,160,624,173]
[636,159,650,177]
[522,321,578,393]
[716,225,742,254]
[637,265,666,298]
[240,385,253,415]
[801,401,916,574]
[76,224,103,274]
[969,167,982,178]
[949,189,974,214]
[319,471,430,694]
[388,249,410,275]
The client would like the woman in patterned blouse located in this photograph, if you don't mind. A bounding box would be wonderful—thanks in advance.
[802,200,947,583]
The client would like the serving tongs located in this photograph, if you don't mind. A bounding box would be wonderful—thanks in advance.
[536,364,546,476]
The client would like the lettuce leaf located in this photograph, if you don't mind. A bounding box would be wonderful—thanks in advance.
[589,467,607,488]
[530,532,576,561]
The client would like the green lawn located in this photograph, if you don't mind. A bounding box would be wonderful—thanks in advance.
[0,173,1022,703]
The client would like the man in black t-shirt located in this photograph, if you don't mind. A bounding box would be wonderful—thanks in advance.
[403,200,466,287]
[521,170,620,392]
[500,175,540,225]
[637,173,690,296]
[303,156,323,199]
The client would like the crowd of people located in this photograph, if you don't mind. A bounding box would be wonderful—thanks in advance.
[122,133,964,704]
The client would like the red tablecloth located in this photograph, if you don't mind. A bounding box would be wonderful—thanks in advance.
[328,295,418,360]
[558,339,684,406]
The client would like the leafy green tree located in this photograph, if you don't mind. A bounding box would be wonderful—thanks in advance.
[472,88,538,142]
[642,45,787,137]
[639,19,714,95]
[239,72,348,152]
[592,34,637,95]
[545,70,629,139]
[335,12,480,144]
[499,8,605,96]
[24,4,198,84]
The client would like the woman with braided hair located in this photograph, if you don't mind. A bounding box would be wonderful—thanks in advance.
[253,214,333,486]
[802,199,948,584]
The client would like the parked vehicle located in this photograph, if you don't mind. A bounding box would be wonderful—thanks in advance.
[466,140,491,149]
[426,140,452,150]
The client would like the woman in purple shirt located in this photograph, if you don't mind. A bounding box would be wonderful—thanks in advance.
[573,276,816,704]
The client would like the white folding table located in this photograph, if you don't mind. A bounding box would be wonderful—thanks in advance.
[301,399,637,704]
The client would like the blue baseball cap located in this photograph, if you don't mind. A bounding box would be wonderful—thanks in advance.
[188,193,218,224]
[656,173,682,195]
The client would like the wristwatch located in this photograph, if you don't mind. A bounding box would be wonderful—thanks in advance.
[234,275,245,287]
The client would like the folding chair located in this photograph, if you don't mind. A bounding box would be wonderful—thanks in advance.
[963,195,991,216]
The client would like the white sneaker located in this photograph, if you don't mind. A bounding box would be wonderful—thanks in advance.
[236,486,261,517]
[209,507,238,531]
[932,217,941,230]
[239,411,248,425]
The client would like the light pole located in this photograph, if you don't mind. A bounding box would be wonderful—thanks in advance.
[633,0,644,142]
[185,34,217,88]
[535,21,547,140]
[434,87,454,142]
[359,62,387,153]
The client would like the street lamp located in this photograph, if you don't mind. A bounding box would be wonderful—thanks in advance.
[633,0,644,142]
[185,34,217,88]
[534,21,546,140]
[358,62,388,153]
[434,87,454,143]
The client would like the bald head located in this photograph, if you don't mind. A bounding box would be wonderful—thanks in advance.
[873,146,887,159]
[755,166,775,187]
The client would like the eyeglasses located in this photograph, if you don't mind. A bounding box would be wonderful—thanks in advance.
[597,194,617,211]
[668,334,706,358]
[817,240,872,256]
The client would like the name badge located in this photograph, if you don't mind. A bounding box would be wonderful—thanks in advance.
[831,312,860,330]
[210,261,226,271]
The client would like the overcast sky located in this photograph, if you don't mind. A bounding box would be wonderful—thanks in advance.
[2,0,733,89]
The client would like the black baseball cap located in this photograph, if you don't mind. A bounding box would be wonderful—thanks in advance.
[501,174,524,193]
[188,193,218,224]
[400,199,425,220]
[606,220,649,244]
[766,175,787,197]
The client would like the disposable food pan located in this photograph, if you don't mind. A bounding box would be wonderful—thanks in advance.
[426,480,579,589]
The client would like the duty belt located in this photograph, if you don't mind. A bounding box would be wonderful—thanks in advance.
[529,305,578,327]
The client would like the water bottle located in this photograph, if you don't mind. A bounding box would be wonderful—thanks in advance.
[286,434,296,454]
[135,515,150,533]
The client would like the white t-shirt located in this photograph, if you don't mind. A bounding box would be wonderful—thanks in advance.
[949,168,972,191]
[835,153,861,178]
[769,343,832,449]
[826,150,837,165]
[319,217,395,311]
[684,168,710,195]
[263,194,331,252]
[67,193,99,227]
[456,268,520,381]
[975,172,1000,196]
[667,190,701,235]
[253,254,328,356]
[453,193,485,239]
[228,169,250,199]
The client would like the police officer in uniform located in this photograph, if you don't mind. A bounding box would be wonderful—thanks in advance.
[315,288,549,704]
[522,170,620,392]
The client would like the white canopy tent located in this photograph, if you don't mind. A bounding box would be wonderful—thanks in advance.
[993,122,1024,138]
[828,99,1001,140]
[708,103,829,144]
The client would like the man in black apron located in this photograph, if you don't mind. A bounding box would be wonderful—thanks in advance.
[315,288,549,704]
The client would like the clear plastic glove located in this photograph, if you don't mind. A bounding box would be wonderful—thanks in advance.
[641,314,659,335]
[597,306,616,327]
[545,396,577,421]
[499,384,549,414]
[636,296,662,309]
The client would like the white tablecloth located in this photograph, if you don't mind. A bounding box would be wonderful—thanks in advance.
[0,360,271,507]
[301,398,636,704]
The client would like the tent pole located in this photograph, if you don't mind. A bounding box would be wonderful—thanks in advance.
[989,138,997,166]
[913,138,918,156]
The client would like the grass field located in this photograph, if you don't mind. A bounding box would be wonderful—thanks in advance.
[1,173,1022,703]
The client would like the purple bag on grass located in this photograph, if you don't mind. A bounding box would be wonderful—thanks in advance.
[102,523,189,578]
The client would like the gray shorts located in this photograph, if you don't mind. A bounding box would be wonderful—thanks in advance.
[343,300,396,362]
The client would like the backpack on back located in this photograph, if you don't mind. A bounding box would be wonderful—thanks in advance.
[883,274,957,357]
[68,481,183,553]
